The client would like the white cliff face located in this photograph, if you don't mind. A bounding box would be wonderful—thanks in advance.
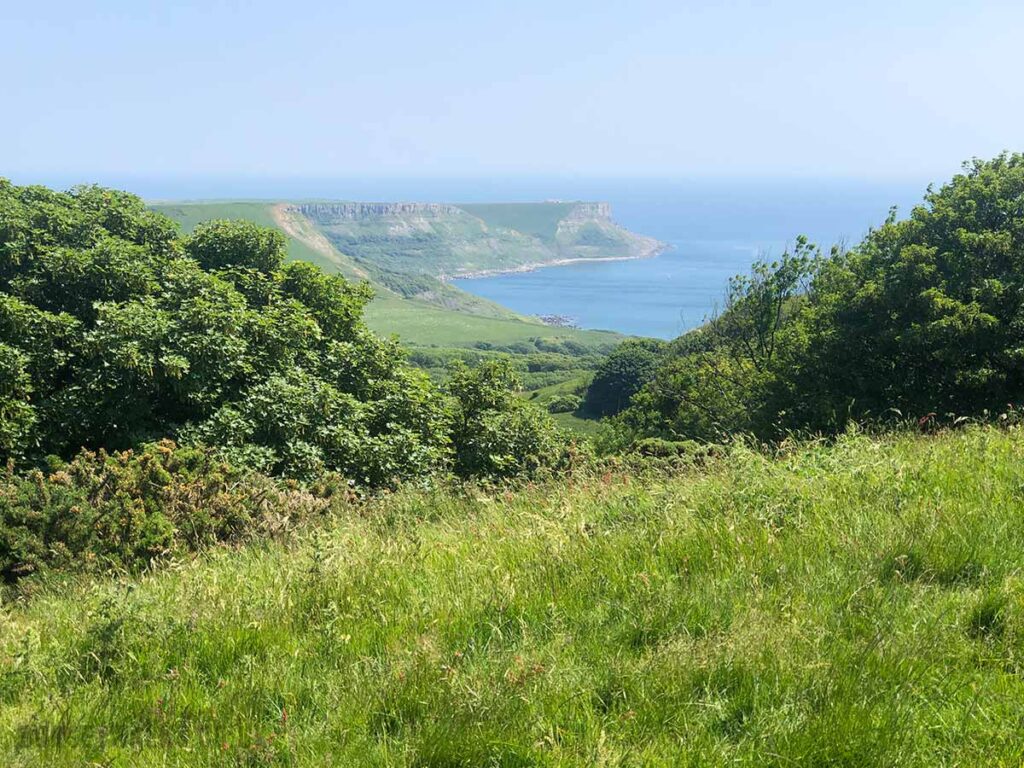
[295,201,614,224]
[562,202,613,222]
[292,202,463,221]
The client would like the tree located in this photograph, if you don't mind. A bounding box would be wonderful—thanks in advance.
[787,153,1024,430]
[0,343,35,459]
[445,360,568,478]
[0,181,450,484]
[617,153,1024,444]
[582,338,666,418]
[613,242,819,442]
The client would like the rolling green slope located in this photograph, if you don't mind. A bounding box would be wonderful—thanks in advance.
[455,201,576,242]
[365,294,620,349]
[152,202,368,280]
[6,427,1024,764]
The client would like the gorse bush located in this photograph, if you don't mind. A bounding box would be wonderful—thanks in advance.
[0,181,568,483]
[0,440,331,583]
[619,154,1024,443]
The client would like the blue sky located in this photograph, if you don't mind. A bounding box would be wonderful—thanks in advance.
[3,0,1022,183]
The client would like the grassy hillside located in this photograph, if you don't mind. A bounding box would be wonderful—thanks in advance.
[365,295,620,349]
[5,426,1024,765]
[152,202,367,280]
[297,201,664,278]
[455,202,576,242]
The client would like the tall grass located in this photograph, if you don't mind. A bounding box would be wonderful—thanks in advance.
[4,426,1024,765]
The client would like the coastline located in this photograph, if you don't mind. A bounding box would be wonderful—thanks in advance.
[443,242,674,281]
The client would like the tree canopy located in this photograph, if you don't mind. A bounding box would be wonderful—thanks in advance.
[582,338,666,418]
[0,181,565,484]
[617,154,1024,443]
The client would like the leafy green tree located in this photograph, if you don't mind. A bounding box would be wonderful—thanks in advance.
[446,360,567,478]
[0,181,450,484]
[786,154,1024,429]
[184,219,286,274]
[582,338,666,417]
[547,393,582,413]
[0,343,35,459]
[618,154,1024,444]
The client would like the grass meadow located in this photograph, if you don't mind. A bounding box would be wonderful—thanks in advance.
[364,295,622,350]
[5,426,1024,766]
[151,203,350,276]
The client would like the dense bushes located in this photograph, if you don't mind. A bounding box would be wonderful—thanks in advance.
[582,338,666,417]
[618,154,1024,444]
[446,360,570,478]
[547,393,582,413]
[0,441,331,583]
[0,181,568,484]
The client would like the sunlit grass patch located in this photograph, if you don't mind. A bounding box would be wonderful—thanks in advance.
[4,426,1024,765]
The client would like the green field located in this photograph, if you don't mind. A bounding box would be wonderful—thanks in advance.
[153,202,281,235]
[365,295,621,350]
[523,372,602,435]
[455,202,576,242]
[152,202,367,279]
[550,410,603,436]
[6,426,1024,765]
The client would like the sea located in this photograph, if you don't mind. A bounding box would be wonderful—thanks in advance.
[451,179,926,339]
[23,173,929,339]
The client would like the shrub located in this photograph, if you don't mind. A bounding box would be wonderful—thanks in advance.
[632,437,703,458]
[583,338,666,417]
[184,219,285,274]
[445,360,570,479]
[0,181,449,483]
[0,441,331,583]
[619,153,1024,443]
[0,343,35,460]
[547,394,582,414]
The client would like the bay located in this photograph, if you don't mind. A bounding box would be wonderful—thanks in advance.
[453,179,925,339]
[42,172,929,340]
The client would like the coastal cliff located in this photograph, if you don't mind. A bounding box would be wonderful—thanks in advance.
[294,200,667,281]
[156,198,666,322]
[293,202,464,220]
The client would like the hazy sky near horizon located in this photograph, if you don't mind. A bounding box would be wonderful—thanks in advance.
[3,0,1022,183]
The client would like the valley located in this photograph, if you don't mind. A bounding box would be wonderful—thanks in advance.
[153,199,656,432]
[153,199,658,346]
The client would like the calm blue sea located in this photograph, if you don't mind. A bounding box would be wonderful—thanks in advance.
[21,173,929,339]
[457,241,769,339]
[451,179,926,339]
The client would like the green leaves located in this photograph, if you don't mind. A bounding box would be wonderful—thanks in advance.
[0,180,585,486]
[582,338,666,418]
[0,343,35,459]
[445,360,569,479]
[184,219,285,274]
[0,180,453,485]
[618,154,1024,444]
